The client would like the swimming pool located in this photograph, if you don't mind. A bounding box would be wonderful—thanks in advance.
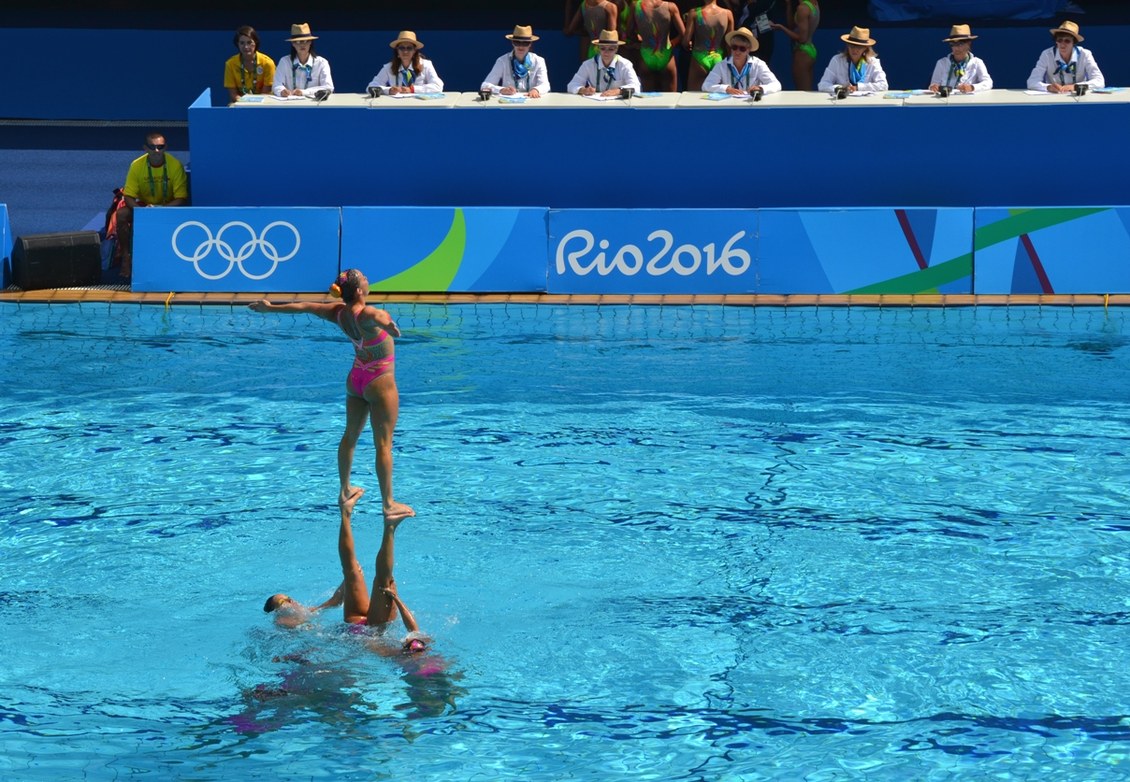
[1,303,1128,780]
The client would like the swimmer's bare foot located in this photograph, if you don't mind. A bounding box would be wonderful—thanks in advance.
[383,501,415,522]
[340,487,365,511]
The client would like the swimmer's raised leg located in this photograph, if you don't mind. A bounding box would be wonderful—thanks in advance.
[367,513,408,626]
[338,487,371,624]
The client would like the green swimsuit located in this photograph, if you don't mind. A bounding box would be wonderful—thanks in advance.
[793,0,819,60]
[691,7,723,73]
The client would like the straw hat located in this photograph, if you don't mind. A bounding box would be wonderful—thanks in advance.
[1049,20,1083,42]
[506,25,539,42]
[943,24,977,43]
[725,27,759,52]
[286,23,317,42]
[840,26,876,46]
[390,30,424,50]
[592,29,625,46]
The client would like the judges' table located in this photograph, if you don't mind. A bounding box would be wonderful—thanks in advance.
[188,88,1130,209]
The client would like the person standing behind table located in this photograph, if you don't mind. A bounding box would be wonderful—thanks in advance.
[116,131,188,281]
[567,0,619,60]
[1027,20,1104,94]
[567,29,643,95]
[632,0,686,92]
[929,24,992,94]
[481,25,551,98]
[273,23,334,98]
[818,26,888,95]
[224,25,276,102]
[684,1,734,92]
[369,31,444,95]
[770,0,820,91]
[702,26,781,95]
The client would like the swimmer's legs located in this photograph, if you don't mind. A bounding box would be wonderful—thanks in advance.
[363,373,414,521]
[338,488,370,623]
[367,514,407,626]
[338,394,369,502]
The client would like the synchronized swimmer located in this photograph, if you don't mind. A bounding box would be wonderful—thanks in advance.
[249,269,414,521]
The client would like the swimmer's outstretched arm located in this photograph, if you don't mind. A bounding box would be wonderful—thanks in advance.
[382,587,420,634]
[313,582,345,612]
[248,299,340,322]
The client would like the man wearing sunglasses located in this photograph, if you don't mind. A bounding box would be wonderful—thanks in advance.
[702,26,781,96]
[117,131,188,280]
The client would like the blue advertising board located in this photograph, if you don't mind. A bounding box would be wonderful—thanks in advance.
[342,207,548,293]
[548,210,757,294]
[132,207,341,292]
[1,204,10,288]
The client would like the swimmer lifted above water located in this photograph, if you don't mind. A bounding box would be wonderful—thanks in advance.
[249,269,413,521]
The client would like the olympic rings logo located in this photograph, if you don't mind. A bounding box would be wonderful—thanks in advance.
[171,221,301,280]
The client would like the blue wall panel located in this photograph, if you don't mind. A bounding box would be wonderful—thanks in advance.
[132,207,340,292]
[341,207,548,292]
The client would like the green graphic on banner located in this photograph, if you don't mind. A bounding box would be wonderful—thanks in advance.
[371,209,467,292]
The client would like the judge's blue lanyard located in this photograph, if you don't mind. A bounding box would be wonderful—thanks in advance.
[947,54,968,88]
[728,60,751,90]
[292,58,313,88]
[147,163,169,204]
[511,54,531,91]
[1054,55,1077,84]
[849,57,867,86]
[594,56,617,90]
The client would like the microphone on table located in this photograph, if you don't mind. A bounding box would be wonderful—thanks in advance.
[750,89,763,102]
[832,84,848,100]
[479,88,492,101]
[368,86,383,98]
[1074,83,1089,97]
[313,89,330,102]
[937,85,951,98]
[620,87,635,100]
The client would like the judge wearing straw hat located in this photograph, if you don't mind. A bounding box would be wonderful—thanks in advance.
[480,25,551,98]
[928,24,993,94]
[817,25,888,94]
[1026,20,1105,94]
[701,26,781,96]
[273,23,334,97]
[566,29,641,96]
[368,31,445,95]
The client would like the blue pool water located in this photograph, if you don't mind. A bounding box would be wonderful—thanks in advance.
[1,303,1128,780]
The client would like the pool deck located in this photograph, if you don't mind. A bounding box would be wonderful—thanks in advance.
[3,289,1130,307]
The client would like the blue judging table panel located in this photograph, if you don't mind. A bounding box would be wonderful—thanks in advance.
[188,88,1130,210]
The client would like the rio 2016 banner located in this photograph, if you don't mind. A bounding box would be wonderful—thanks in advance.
[549,210,757,294]
[341,207,549,292]
[132,207,340,292]
[550,208,974,295]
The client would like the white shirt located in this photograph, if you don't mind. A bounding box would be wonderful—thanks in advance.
[566,54,641,94]
[818,53,889,94]
[481,51,551,94]
[929,54,993,92]
[273,54,333,96]
[368,58,444,94]
[1027,46,1104,91]
[702,56,782,94]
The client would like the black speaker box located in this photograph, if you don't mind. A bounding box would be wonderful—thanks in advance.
[12,231,102,290]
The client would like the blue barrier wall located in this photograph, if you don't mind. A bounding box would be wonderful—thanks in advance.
[342,207,548,293]
[132,207,340,293]
[141,205,1130,295]
[9,26,1130,120]
[189,90,1130,211]
[1,204,11,288]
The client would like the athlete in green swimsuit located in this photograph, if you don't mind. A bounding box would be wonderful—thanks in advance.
[792,0,819,60]
[691,6,724,73]
[771,0,820,89]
